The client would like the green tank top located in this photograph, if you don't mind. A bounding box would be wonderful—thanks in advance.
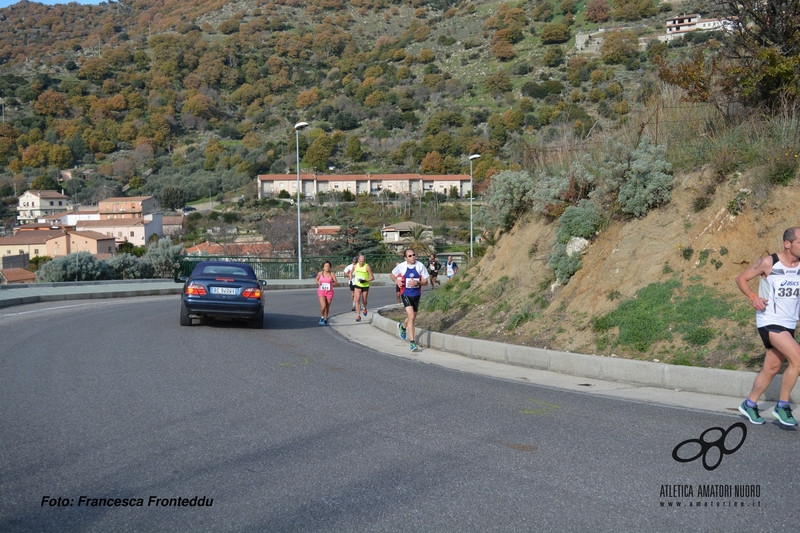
[353,263,370,287]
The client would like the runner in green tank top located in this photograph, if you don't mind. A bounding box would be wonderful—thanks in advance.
[352,254,374,321]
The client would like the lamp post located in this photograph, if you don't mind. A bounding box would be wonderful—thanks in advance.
[294,121,309,279]
[468,154,481,260]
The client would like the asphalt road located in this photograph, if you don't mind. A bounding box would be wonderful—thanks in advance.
[1,288,797,532]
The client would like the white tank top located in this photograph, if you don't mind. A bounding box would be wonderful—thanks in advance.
[756,254,800,330]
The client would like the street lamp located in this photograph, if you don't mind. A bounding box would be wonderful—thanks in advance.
[294,121,309,279]
[468,154,481,260]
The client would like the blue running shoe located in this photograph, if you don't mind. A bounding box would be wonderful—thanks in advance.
[409,341,418,351]
[323,319,329,326]
[319,317,325,326]
[773,405,797,426]
[739,401,765,425]
[397,323,407,340]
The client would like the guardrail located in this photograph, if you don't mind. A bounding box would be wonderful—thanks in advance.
[175,255,403,280]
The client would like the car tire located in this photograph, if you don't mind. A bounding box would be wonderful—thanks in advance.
[250,307,264,329]
[180,301,192,326]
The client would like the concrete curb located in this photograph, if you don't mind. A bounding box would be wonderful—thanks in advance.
[372,306,793,403]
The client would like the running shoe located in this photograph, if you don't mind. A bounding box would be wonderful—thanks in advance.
[409,341,418,351]
[738,401,765,425]
[356,315,361,322]
[323,319,328,326]
[397,323,407,340]
[351,304,356,311]
[318,318,325,326]
[772,405,797,426]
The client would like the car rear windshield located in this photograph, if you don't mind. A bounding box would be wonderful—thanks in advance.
[196,265,254,278]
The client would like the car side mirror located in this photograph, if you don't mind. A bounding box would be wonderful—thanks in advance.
[260,280,267,287]
[177,275,188,283]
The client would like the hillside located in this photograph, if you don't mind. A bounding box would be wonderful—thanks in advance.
[407,165,800,371]
[0,0,714,215]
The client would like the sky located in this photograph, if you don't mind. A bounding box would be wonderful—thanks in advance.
[0,0,106,9]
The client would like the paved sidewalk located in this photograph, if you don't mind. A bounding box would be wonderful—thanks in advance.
[328,309,776,417]
[2,280,788,414]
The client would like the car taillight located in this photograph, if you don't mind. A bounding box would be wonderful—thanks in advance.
[242,288,262,299]
[185,284,206,296]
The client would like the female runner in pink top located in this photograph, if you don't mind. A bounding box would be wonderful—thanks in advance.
[315,261,339,326]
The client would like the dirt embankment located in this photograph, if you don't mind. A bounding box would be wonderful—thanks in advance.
[411,167,800,369]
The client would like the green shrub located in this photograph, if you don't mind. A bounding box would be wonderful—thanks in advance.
[484,170,537,230]
[548,242,583,283]
[556,199,601,244]
[37,252,116,282]
[596,136,673,218]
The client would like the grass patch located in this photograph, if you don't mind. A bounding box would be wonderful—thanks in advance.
[593,280,735,352]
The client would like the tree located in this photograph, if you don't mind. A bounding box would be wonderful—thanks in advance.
[304,134,335,171]
[406,223,435,255]
[33,90,68,117]
[485,69,513,94]
[717,0,800,108]
[544,46,565,67]
[48,144,74,169]
[77,57,111,82]
[600,30,639,65]
[540,23,570,44]
[143,237,184,278]
[491,41,516,61]
[182,93,216,119]
[345,136,364,161]
[585,0,611,23]
[161,186,188,210]
[30,173,59,190]
[420,151,444,173]
[329,225,383,257]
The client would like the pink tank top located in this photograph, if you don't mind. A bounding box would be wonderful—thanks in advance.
[318,273,334,297]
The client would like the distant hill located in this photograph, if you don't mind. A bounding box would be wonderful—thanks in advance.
[0,0,687,206]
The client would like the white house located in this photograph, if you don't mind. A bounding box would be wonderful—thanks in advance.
[75,214,163,247]
[257,173,472,200]
[380,221,434,253]
[17,190,70,225]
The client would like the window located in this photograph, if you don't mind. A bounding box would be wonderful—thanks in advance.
[50,201,54,206]
[58,201,63,206]
[130,231,134,237]
[117,232,122,237]
[34,249,39,254]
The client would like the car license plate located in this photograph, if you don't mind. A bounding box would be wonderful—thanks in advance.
[212,287,238,295]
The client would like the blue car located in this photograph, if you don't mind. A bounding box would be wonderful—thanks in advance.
[178,261,266,328]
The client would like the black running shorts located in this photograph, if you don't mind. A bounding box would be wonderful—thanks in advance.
[758,325,796,349]
[401,294,421,312]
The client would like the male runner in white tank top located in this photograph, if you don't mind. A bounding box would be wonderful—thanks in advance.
[735,227,800,426]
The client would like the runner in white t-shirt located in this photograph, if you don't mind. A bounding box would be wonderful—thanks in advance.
[342,256,357,311]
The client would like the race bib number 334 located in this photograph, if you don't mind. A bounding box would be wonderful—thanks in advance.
[776,287,800,298]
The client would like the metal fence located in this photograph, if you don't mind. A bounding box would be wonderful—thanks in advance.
[175,255,403,280]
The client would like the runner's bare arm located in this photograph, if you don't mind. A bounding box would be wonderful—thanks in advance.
[735,256,772,310]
